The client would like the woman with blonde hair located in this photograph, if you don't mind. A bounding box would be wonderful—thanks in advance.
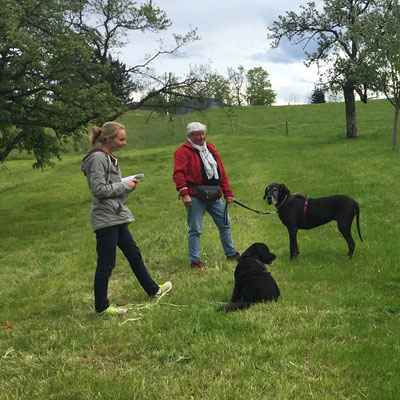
[81,121,172,315]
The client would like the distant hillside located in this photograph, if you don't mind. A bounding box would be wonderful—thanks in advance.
[116,99,395,151]
[5,99,396,163]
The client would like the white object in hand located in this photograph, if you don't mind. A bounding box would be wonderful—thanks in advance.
[122,173,145,182]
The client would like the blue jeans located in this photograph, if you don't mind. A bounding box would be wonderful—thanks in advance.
[94,224,159,313]
[186,197,236,263]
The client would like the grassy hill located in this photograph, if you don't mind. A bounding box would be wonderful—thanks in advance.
[1,100,399,399]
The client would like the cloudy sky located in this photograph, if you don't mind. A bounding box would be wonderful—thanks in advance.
[120,0,323,105]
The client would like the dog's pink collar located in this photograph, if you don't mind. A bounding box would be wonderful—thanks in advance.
[303,198,309,218]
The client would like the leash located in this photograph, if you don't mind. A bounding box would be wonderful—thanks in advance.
[224,199,274,224]
[233,200,275,215]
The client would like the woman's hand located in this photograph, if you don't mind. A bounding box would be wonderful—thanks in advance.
[127,178,138,190]
[182,194,192,207]
[225,197,235,203]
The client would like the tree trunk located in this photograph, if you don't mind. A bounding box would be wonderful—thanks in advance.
[0,131,25,164]
[343,83,358,139]
[393,105,399,151]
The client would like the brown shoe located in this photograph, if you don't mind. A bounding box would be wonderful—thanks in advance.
[191,260,203,270]
[227,252,240,261]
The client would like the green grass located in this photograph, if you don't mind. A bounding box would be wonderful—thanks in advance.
[1,100,399,399]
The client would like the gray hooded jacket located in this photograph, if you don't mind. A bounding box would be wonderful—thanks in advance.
[81,149,134,231]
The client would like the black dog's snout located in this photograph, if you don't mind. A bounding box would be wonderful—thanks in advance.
[264,185,272,202]
[264,192,273,204]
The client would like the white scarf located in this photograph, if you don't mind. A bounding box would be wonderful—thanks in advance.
[188,139,219,180]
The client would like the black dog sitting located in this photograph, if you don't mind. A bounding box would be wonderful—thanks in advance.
[264,183,363,259]
[217,243,280,312]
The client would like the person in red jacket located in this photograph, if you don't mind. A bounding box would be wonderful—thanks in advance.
[173,122,240,269]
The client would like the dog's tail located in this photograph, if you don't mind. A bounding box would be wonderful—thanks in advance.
[354,202,363,242]
[216,302,252,312]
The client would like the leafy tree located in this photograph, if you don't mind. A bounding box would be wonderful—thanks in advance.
[366,0,400,150]
[0,0,199,168]
[184,66,232,109]
[227,65,246,106]
[310,87,326,104]
[268,0,378,139]
[81,0,201,114]
[106,55,138,102]
[139,66,231,118]
[246,67,276,106]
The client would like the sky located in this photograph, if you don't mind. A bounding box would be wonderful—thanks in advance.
[120,0,323,105]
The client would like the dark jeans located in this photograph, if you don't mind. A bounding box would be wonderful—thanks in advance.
[94,224,159,313]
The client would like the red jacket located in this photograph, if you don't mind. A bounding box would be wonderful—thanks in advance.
[173,141,233,198]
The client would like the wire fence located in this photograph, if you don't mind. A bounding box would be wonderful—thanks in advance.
[230,120,313,136]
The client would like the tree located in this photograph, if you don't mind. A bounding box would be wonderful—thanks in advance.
[310,86,326,104]
[0,0,199,168]
[139,65,231,117]
[366,0,400,150]
[1,0,111,167]
[106,55,138,102]
[246,67,276,106]
[268,0,378,139]
[74,0,202,114]
[227,65,246,106]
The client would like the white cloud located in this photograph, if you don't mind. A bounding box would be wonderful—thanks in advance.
[120,0,323,105]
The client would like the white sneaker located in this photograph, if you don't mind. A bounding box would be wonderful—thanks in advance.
[154,281,172,300]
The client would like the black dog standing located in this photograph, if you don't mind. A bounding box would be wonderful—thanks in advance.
[217,243,280,312]
[264,183,363,259]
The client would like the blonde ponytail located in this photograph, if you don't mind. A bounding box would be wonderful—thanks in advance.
[90,126,102,146]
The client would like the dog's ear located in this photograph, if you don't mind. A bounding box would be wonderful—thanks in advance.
[279,184,290,196]
[241,244,254,258]
[255,243,276,264]
[242,242,264,258]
